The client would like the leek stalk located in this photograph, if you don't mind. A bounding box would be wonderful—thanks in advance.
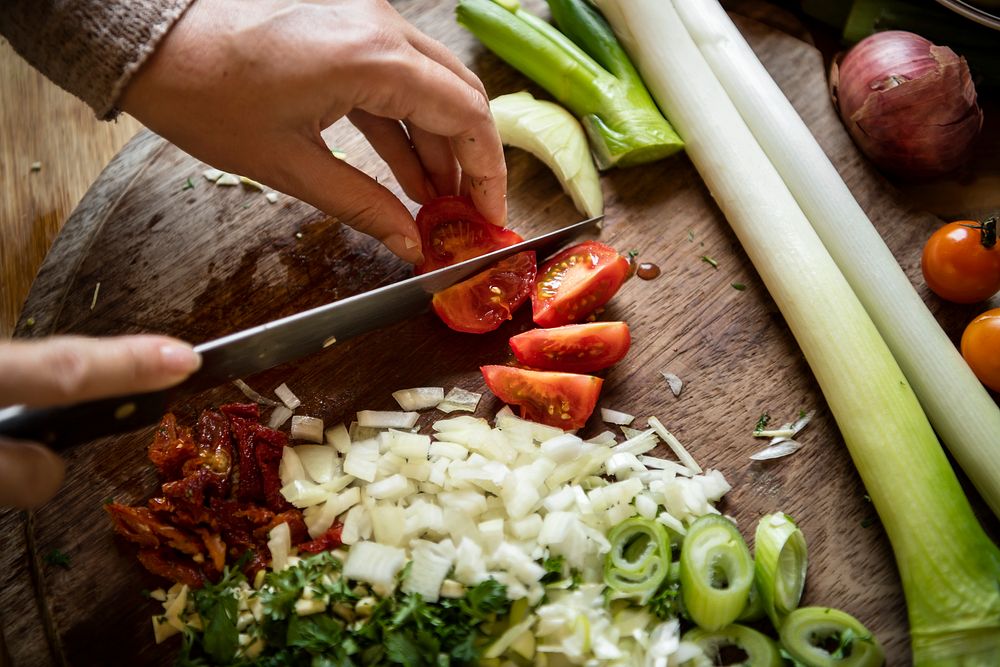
[683,624,783,667]
[595,1,1000,663]
[753,513,807,628]
[603,517,671,602]
[456,0,682,168]
[672,0,1000,521]
[780,607,885,667]
[678,515,754,631]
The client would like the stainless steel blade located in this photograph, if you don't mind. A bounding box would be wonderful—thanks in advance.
[186,215,603,391]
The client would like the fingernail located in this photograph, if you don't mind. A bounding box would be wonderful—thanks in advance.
[385,234,423,265]
[160,343,202,375]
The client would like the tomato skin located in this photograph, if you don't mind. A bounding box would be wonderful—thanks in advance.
[481,365,603,430]
[509,322,631,373]
[532,241,630,327]
[415,196,523,274]
[962,308,1000,392]
[432,252,536,333]
[921,220,1000,304]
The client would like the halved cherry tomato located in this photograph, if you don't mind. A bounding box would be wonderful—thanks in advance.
[481,365,602,430]
[414,195,523,274]
[921,218,1000,304]
[961,308,1000,392]
[509,322,631,373]
[432,252,537,333]
[532,241,630,327]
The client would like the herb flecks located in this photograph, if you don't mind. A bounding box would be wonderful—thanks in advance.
[701,255,719,269]
[44,548,72,569]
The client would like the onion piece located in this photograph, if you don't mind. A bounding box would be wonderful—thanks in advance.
[268,405,293,429]
[232,379,280,407]
[436,387,482,413]
[392,387,445,411]
[202,168,224,182]
[274,383,301,410]
[661,372,683,397]
[750,440,803,461]
[648,417,702,474]
[357,410,419,429]
[324,423,350,453]
[215,172,241,186]
[601,408,635,425]
[291,416,324,443]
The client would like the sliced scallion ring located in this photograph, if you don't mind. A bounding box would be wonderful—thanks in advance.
[680,514,754,631]
[754,512,807,626]
[736,581,765,623]
[604,517,671,602]
[779,607,884,667]
[683,624,783,667]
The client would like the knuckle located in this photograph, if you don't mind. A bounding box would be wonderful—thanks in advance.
[44,345,91,402]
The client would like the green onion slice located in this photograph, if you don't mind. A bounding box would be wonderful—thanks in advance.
[736,581,765,623]
[683,623,783,667]
[780,607,884,667]
[679,515,754,631]
[604,517,671,602]
[754,512,807,626]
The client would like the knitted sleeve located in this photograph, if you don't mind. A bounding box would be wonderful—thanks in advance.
[0,0,196,119]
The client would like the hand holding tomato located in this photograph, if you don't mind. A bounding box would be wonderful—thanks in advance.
[962,309,1000,392]
[921,218,1000,303]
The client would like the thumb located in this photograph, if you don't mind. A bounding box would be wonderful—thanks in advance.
[275,136,424,264]
[0,335,202,408]
[0,438,65,508]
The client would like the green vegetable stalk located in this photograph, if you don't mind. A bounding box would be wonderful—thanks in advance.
[456,0,683,168]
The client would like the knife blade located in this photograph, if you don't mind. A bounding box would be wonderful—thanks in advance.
[0,215,603,449]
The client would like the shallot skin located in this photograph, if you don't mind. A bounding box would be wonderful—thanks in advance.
[830,30,983,180]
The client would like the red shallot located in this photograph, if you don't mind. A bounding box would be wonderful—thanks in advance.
[830,30,982,180]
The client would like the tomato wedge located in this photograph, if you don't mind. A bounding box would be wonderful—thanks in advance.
[432,252,537,333]
[509,322,631,373]
[532,241,630,327]
[414,195,523,274]
[481,365,603,430]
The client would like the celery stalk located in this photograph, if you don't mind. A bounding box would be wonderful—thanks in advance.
[595,1,1000,663]
[456,0,682,168]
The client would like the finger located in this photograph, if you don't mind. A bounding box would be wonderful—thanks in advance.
[0,438,65,509]
[405,26,489,100]
[348,110,432,204]
[406,123,459,198]
[0,336,201,407]
[359,53,507,226]
[274,135,423,264]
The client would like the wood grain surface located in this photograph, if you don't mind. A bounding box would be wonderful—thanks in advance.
[1,3,998,666]
[0,39,142,339]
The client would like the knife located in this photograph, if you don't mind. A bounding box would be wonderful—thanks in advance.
[0,215,603,450]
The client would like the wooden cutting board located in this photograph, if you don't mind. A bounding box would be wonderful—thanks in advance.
[2,2,997,665]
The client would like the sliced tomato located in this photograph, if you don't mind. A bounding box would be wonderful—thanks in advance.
[415,195,523,274]
[432,252,537,333]
[481,365,603,430]
[509,322,631,373]
[532,241,630,327]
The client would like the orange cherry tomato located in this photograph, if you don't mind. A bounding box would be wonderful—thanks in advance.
[921,218,1000,304]
[961,308,1000,392]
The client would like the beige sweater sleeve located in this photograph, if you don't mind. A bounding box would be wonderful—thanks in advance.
[0,0,196,119]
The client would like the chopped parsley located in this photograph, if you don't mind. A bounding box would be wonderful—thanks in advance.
[700,255,719,269]
[181,177,196,191]
[731,282,746,291]
[754,412,771,435]
[44,548,72,569]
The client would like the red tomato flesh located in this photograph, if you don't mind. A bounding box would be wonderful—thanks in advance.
[415,195,523,274]
[481,365,603,430]
[432,252,537,333]
[532,241,630,327]
[509,322,631,373]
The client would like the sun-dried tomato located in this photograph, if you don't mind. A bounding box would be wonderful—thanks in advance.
[226,414,264,504]
[297,523,344,554]
[254,509,309,545]
[220,402,260,421]
[253,424,292,512]
[106,504,204,557]
[196,528,227,575]
[147,414,198,479]
[137,549,207,588]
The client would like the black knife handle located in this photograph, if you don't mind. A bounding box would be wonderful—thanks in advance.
[0,390,172,451]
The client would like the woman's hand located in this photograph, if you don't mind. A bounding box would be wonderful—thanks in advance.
[0,336,201,508]
[119,0,508,264]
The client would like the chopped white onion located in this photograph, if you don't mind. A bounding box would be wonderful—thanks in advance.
[215,172,241,186]
[202,168,224,182]
[749,439,803,461]
[600,408,635,425]
[274,383,301,410]
[232,379,280,406]
[647,417,702,474]
[324,423,351,453]
[267,522,291,572]
[293,445,337,484]
[357,410,419,429]
[392,387,445,411]
[436,387,483,413]
[661,372,684,397]
[342,541,406,590]
[291,416,324,443]
[268,406,293,430]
